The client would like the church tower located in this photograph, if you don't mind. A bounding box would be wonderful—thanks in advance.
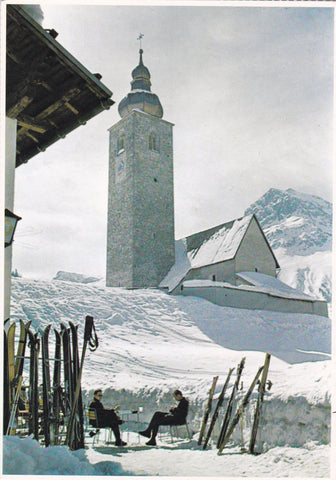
[106,48,175,288]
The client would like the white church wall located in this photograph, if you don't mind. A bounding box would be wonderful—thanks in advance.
[178,284,328,317]
[236,216,277,277]
[185,258,236,283]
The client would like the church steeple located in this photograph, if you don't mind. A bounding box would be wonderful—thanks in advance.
[118,48,163,119]
[130,49,151,91]
[107,40,175,289]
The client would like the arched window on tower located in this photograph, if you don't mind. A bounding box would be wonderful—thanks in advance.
[117,136,125,154]
[149,132,159,151]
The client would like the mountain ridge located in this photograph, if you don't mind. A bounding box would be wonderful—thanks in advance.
[245,188,331,303]
[245,187,332,255]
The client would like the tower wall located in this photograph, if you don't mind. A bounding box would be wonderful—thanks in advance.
[106,110,175,288]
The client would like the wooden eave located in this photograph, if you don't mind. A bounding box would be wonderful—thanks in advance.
[6,5,115,167]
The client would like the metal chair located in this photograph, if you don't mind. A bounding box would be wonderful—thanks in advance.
[159,421,192,443]
[170,421,192,441]
[86,408,113,445]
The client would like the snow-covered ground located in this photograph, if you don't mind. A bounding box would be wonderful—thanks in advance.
[3,276,332,477]
[3,433,330,477]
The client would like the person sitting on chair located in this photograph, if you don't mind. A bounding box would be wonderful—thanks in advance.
[139,389,189,446]
[88,389,126,446]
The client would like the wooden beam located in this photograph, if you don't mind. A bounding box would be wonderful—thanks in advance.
[17,117,47,134]
[7,95,34,118]
[25,131,39,143]
[65,102,79,115]
[35,87,81,120]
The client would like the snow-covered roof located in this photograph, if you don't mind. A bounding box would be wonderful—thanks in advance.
[186,215,253,268]
[236,271,316,301]
[183,272,318,302]
[160,215,254,292]
[159,239,191,291]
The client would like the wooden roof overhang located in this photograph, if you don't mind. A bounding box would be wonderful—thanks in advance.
[6,5,114,167]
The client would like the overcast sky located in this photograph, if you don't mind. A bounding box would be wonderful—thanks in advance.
[10,3,333,280]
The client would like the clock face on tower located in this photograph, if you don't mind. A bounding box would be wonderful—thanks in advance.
[115,156,126,182]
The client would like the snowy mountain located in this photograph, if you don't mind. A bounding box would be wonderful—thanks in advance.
[244,188,332,302]
[53,271,101,284]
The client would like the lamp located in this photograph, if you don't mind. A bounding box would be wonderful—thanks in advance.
[5,209,22,247]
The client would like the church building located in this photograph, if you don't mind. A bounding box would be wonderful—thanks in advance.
[105,48,328,317]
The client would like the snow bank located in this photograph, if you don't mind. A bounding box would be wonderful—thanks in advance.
[2,435,133,475]
[3,434,330,477]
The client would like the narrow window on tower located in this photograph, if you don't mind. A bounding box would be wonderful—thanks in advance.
[149,133,159,151]
[117,136,125,154]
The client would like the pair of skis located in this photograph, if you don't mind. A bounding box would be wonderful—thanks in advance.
[65,315,98,450]
[4,319,31,436]
[199,359,243,451]
[199,353,271,454]
[217,353,271,454]
[41,325,64,446]
[38,316,98,448]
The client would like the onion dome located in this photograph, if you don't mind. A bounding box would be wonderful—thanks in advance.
[118,49,163,119]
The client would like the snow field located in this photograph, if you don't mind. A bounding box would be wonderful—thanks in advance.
[6,277,331,476]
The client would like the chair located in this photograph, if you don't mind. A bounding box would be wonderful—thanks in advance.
[170,421,192,441]
[86,408,113,445]
[159,421,192,443]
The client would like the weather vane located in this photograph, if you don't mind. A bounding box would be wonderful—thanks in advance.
[137,33,144,49]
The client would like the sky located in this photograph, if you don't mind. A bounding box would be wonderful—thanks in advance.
[8,3,334,279]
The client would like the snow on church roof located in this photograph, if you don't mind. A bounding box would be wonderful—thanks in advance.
[236,271,315,301]
[160,215,253,292]
[159,239,191,292]
[186,215,253,268]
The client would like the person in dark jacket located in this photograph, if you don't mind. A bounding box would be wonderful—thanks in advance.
[139,389,189,446]
[88,389,126,446]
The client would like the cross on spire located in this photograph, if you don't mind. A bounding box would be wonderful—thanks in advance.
[137,33,144,49]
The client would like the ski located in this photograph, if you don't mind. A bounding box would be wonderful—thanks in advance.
[41,325,52,446]
[217,365,264,454]
[61,323,73,418]
[51,328,62,445]
[198,376,218,445]
[66,315,98,450]
[203,368,234,450]
[14,319,32,378]
[28,330,40,441]
[248,353,271,454]
[4,321,11,434]
[7,321,16,411]
[217,357,246,448]
[6,376,23,436]
[69,321,85,449]
[7,319,31,435]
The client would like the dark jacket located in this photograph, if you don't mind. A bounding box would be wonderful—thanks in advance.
[169,397,189,424]
[89,398,120,427]
[89,398,105,416]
